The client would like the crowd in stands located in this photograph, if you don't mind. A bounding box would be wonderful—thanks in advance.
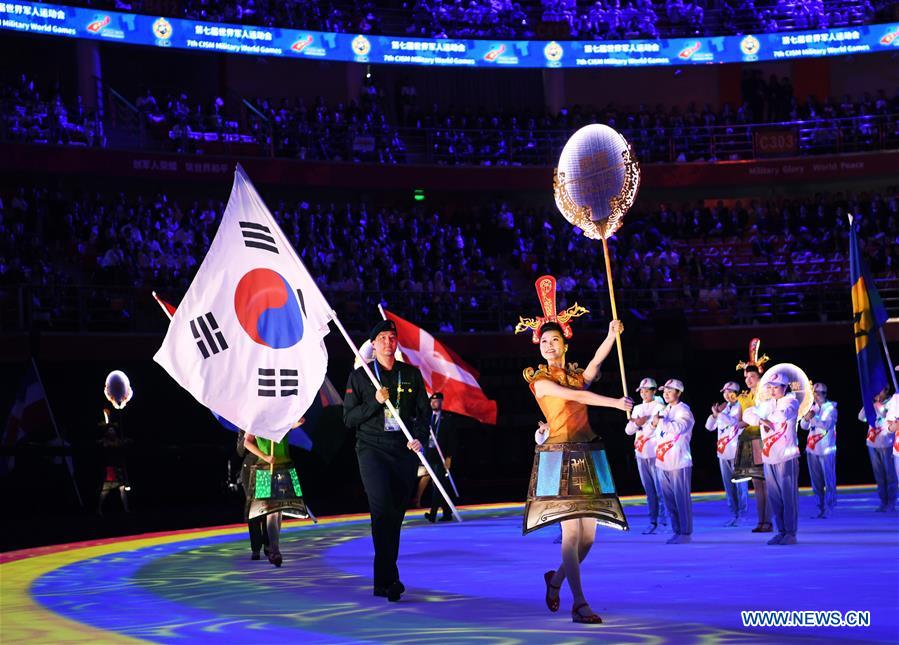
[0,75,105,148]
[4,73,897,166]
[2,178,896,330]
[44,0,886,40]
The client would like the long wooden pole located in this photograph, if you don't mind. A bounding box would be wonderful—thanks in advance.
[600,235,630,418]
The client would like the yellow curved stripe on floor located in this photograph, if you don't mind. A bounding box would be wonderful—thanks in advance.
[0,512,383,642]
[2,526,244,643]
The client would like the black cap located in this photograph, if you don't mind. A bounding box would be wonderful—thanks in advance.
[369,319,397,342]
[430,392,444,400]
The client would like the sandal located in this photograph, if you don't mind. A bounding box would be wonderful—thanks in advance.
[572,602,602,624]
[544,570,561,612]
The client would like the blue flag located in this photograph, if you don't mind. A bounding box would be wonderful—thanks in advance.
[849,216,889,427]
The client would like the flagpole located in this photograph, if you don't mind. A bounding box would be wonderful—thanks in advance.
[152,291,174,321]
[880,327,898,391]
[379,303,459,496]
[226,166,458,519]
[847,213,898,393]
[31,358,83,507]
[600,234,630,419]
[428,426,460,498]
[328,313,462,522]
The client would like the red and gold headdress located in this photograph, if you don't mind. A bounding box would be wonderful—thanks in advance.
[514,275,588,344]
[735,338,770,373]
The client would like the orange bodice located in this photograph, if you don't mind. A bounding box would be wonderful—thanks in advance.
[524,363,596,444]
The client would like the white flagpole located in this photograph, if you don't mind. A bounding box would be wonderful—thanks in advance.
[379,303,459,497]
[879,327,898,391]
[225,166,459,520]
[847,215,898,391]
[152,291,174,321]
[428,425,460,498]
[31,358,83,507]
[328,313,462,522]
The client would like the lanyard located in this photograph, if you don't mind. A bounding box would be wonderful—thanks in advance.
[373,360,403,408]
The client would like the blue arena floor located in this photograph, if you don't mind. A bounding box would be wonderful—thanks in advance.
[5,488,897,644]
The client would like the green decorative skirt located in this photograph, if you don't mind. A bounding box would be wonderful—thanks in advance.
[246,461,314,521]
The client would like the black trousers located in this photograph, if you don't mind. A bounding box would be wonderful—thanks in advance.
[248,515,270,552]
[356,438,418,588]
[428,455,455,518]
[242,472,270,553]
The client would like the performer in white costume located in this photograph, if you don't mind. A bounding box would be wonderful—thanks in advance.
[705,381,749,526]
[800,383,838,518]
[652,379,695,544]
[743,371,801,545]
[626,377,667,534]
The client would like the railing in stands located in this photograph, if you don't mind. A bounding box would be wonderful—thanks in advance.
[4,95,892,165]
[2,280,897,334]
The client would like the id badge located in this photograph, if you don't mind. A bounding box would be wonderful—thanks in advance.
[384,408,401,432]
[428,435,436,449]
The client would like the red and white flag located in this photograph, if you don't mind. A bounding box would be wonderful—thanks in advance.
[382,308,497,425]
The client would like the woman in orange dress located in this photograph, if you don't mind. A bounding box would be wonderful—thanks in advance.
[524,319,633,624]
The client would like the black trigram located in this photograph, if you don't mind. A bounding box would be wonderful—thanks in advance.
[190,312,228,359]
[239,221,279,254]
[258,368,299,397]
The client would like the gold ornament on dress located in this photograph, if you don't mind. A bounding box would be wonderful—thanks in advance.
[522,363,584,386]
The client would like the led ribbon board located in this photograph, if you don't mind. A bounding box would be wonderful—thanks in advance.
[1,1,897,67]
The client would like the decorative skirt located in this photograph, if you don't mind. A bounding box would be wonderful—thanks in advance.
[732,433,764,482]
[246,461,315,522]
[523,440,628,535]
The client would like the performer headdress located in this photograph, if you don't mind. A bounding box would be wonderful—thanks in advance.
[735,338,770,373]
[514,275,588,344]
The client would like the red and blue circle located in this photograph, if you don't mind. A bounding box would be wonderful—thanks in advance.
[234,268,304,348]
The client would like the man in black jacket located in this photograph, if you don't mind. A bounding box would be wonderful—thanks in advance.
[344,319,430,601]
[423,392,460,523]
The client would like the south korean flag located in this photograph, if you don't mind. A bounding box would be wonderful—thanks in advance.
[154,165,333,442]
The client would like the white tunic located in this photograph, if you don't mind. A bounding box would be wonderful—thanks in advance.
[859,402,892,449]
[884,394,899,457]
[654,401,694,471]
[626,400,665,459]
[743,394,800,465]
[800,400,838,456]
[704,400,742,461]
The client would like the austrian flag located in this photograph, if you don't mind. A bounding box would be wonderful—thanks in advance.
[382,309,497,425]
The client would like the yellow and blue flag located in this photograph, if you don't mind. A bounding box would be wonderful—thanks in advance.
[849,215,889,427]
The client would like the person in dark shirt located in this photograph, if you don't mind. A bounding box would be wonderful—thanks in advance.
[422,392,460,523]
[344,319,430,602]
